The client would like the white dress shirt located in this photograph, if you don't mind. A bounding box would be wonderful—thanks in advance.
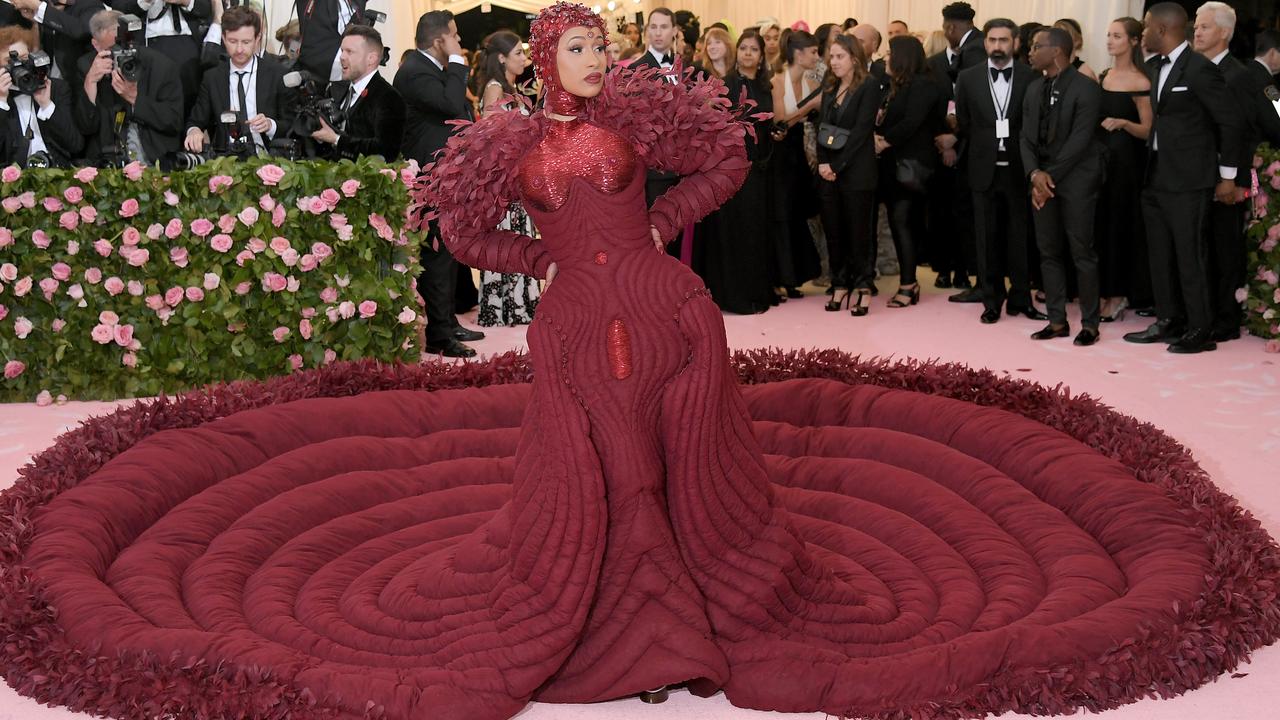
[0,94,54,158]
[228,59,276,148]
[946,28,976,66]
[421,50,468,72]
[136,0,198,40]
[1153,41,1234,179]
[987,59,1013,160]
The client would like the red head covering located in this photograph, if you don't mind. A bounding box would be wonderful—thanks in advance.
[529,1,609,116]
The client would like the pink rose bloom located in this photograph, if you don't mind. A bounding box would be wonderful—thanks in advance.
[59,211,78,230]
[359,300,378,318]
[235,281,252,295]
[66,284,84,301]
[235,249,254,266]
[338,301,356,319]
[379,168,396,180]
[257,164,286,185]
[0,304,8,321]
[93,238,112,257]
[1263,269,1280,285]
[286,276,300,293]
[3,360,23,379]
[185,286,204,302]
[164,286,184,306]
[248,237,267,253]
[299,318,313,340]
[122,226,141,246]
[43,196,63,212]
[269,236,291,254]
[397,307,417,324]
[1,165,20,183]
[98,310,119,326]
[1275,288,1280,304]
[123,161,145,181]
[104,276,125,295]
[299,254,318,272]
[14,276,32,296]
[113,324,134,347]
[165,218,184,238]
[64,186,84,204]
[392,263,407,274]
[170,246,189,267]
[190,218,215,237]
[18,191,34,208]
[74,167,98,183]
[301,307,317,319]
[0,227,10,248]
[337,225,354,241]
[90,323,114,344]
[1,197,20,213]
[119,198,139,218]
[203,272,221,290]
[51,262,71,281]
[79,205,98,223]
[320,188,341,209]
[35,390,52,407]
[122,352,138,368]
[341,179,361,197]
[308,196,328,214]
[164,190,180,206]
[368,212,387,230]
[326,307,341,323]
[281,248,300,266]
[209,175,234,193]
[238,206,260,226]
[0,263,15,282]
[51,318,66,331]
[311,241,333,259]
[146,223,164,240]
[376,224,394,241]
[156,307,173,322]
[328,213,348,229]
[1263,237,1279,253]
[272,205,286,227]
[272,326,291,343]
[400,167,416,187]
[1267,339,1280,354]
[264,272,288,292]
[323,348,337,365]
[289,354,304,371]
[259,194,276,211]
[14,315,34,338]
[320,287,338,303]
[217,213,237,233]
[210,234,234,253]
[145,294,165,311]
[1236,287,1248,303]
[335,274,351,288]
[126,247,149,267]
[39,278,59,298]
[127,280,143,296]
[65,240,79,255]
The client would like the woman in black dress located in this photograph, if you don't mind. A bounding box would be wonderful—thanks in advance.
[769,30,823,299]
[874,35,943,308]
[1096,17,1154,320]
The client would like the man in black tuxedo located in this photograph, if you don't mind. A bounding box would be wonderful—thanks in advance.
[2,0,103,84]
[1021,27,1104,346]
[941,1,985,85]
[628,7,685,257]
[183,6,291,156]
[111,0,212,114]
[393,10,483,359]
[954,18,1046,324]
[308,24,401,161]
[296,0,367,83]
[75,8,183,165]
[0,26,83,166]
[1252,31,1280,144]
[1123,2,1241,354]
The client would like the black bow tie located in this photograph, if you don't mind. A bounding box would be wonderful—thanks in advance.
[655,53,669,65]
[1155,55,1171,67]
[990,66,1012,81]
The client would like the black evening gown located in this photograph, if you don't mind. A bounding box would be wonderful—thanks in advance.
[1095,74,1153,306]
[769,107,821,289]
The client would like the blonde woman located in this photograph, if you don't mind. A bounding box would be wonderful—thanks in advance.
[1054,18,1099,81]
[923,29,949,58]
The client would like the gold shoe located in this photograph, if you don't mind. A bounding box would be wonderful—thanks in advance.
[639,686,669,704]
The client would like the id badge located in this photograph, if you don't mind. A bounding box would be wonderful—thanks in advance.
[995,119,1010,140]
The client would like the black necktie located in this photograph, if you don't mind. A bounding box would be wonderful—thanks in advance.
[169,5,182,33]
[990,66,1011,82]
[1039,77,1055,147]
[234,71,249,126]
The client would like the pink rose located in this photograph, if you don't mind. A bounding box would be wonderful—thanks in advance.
[376,224,394,242]
[235,250,254,266]
[301,307,317,319]
[324,348,337,365]
[288,354,304,371]
[368,213,388,230]
[114,324,134,347]
[269,236,291,254]
[185,286,204,302]
[209,175,235,193]
[74,167,98,183]
[190,218,215,237]
[235,281,252,295]
[156,306,173,322]
[59,211,78,230]
[119,198,139,218]
[14,315,34,338]
[93,238,112,257]
[66,240,79,255]
[3,360,24,379]
[263,272,288,292]
[259,194,276,211]
[238,206,260,226]
[51,318,66,331]
[145,294,165,311]
[51,262,71,281]
[311,241,333,259]
[127,280,143,296]
[281,249,300,266]
[98,310,119,326]
[1266,339,1280,354]
[0,263,15,282]
[39,278,59,299]
[170,246,189,267]
[122,352,137,368]
[43,196,63,212]
[248,237,267,253]
[203,272,221,290]
[338,301,356,319]
[326,306,341,323]
[35,390,52,407]
[1,165,20,183]
[272,326,291,343]
[79,205,98,223]
[66,284,83,300]
[1275,288,1280,304]
[18,191,34,208]
[320,287,338,303]
[164,190,179,206]
[165,218,184,239]
[210,234,234,253]
[84,267,103,284]
[14,276,32,296]
[272,205,286,227]
[1263,237,1279,253]
[320,188,341,209]
[0,227,10,248]
[146,223,164,240]
[0,304,8,321]
[122,226,141,246]
[299,254,318,272]
[1,197,20,213]
[328,213,348,229]
[123,161,145,181]
[257,164,286,185]
[335,274,351,288]
[64,186,84,204]
[398,307,417,324]
[164,286,184,306]
[308,196,328,214]
[104,276,125,295]
[126,247,149,267]
[337,225,354,241]
[91,323,114,344]
[286,276,300,293]
[341,179,361,197]
[217,213,237,234]
[299,318,313,340]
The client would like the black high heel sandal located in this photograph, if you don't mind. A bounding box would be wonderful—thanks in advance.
[825,289,852,312]
[887,284,920,308]
[850,289,871,317]
[639,686,670,703]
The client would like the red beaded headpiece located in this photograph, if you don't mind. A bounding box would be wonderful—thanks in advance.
[529,1,609,115]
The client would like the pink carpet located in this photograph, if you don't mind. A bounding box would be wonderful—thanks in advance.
[3,271,1277,720]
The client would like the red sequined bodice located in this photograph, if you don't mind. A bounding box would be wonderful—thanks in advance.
[518,119,638,213]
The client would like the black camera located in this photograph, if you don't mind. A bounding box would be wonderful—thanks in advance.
[112,14,144,83]
[163,151,208,171]
[213,111,255,158]
[6,50,51,96]
[352,10,387,27]
[283,70,344,135]
[25,150,52,169]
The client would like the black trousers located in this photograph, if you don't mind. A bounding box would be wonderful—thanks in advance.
[645,171,681,257]
[818,173,875,290]
[887,181,926,286]
[972,165,1032,313]
[925,164,975,279]
[1206,198,1247,334]
[1141,185,1212,333]
[417,220,461,346]
[1032,165,1102,329]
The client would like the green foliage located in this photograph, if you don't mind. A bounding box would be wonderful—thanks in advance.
[1244,146,1280,346]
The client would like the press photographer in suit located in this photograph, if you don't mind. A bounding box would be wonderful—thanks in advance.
[296,0,368,83]
[308,23,403,161]
[2,0,104,84]
[1020,27,1104,346]
[0,24,82,166]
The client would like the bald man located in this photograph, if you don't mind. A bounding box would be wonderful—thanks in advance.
[849,23,885,78]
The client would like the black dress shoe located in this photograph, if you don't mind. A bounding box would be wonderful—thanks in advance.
[980,308,1000,324]
[785,287,804,299]
[934,274,953,289]
[1030,323,1069,340]
[454,326,486,342]
[1073,327,1100,346]
[953,274,973,289]
[1168,330,1217,354]
[424,339,477,358]
[1123,320,1183,344]
[1134,307,1156,318]
[1009,306,1050,321]
[950,287,983,303]
[1210,327,1241,342]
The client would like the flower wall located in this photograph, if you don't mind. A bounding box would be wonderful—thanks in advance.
[0,158,421,402]
[1249,148,1280,351]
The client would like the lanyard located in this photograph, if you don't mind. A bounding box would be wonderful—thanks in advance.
[987,67,1012,121]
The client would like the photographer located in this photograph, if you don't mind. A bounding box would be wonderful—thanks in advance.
[308,23,401,161]
[184,5,292,156]
[296,0,367,82]
[2,0,103,85]
[112,0,211,111]
[75,9,183,165]
[0,24,82,166]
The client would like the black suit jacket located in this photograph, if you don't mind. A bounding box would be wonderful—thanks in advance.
[1246,58,1280,146]
[296,0,369,82]
[630,49,677,71]
[185,55,295,149]
[326,72,403,161]
[394,50,471,165]
[1146,45,1241,192]
[75,46,184,163]
[956,61,1035,191]
[0,0,103,83]
[816,78,879,190]
[935,28,987,85]
[0,79,83,167]
[879,76,944,167]
[1019,66,1103,186]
